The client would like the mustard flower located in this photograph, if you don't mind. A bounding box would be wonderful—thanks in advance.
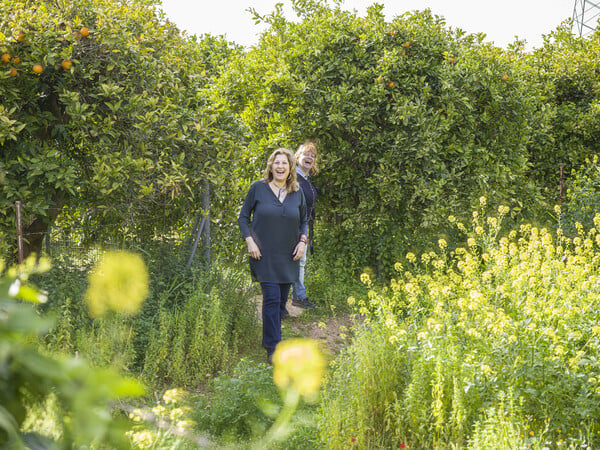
[479,196,487,207]
[481,364,493,377]
[406,252,416,263]
[467,237,477,247]
[438,238,447,249]
[85,251,149,318]
[273,338,326,400]
[394,262,403,272]
[360,272,372,286]
[433,259,445,270]
[475,226,484,235]
[163,388,187,405]
[448,215,456,223]
[128,430,155,448]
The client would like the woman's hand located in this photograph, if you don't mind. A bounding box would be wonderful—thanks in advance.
[293,241,306,261]
[246,237,262,260]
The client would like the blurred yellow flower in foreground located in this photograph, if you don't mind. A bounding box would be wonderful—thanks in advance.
[273,338,326,401]
[85,251,149,317]
[162,388,187,405]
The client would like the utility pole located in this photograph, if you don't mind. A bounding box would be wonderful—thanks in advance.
[573,0,600,37]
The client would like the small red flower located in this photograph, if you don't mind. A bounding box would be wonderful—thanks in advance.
[351,437,357,443]
[400,443,407,449]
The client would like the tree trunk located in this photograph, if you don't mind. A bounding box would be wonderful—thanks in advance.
[22,196,63,261]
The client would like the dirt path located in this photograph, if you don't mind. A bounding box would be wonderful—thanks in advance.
[252,295,358,355]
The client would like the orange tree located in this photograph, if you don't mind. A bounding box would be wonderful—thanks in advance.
[219,1,547,277]
[0,0,242,259]
[526,24,600,203]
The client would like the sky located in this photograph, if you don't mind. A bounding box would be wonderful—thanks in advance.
[159,0,577,50]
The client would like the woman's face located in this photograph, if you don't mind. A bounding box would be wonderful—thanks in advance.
[271,154,290,183]
[297,150,316,174]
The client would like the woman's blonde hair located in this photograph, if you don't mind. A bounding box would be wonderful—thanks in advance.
[262,148,299,192]
[295,140,319,175]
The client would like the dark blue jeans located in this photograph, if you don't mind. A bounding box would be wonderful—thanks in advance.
[260,282,291,354]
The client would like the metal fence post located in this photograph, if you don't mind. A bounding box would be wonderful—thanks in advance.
[15,201,24,264]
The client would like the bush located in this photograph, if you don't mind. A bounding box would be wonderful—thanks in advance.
[318,202,600,448]
[141,265,260,388]
[193,359,279,443]
[561,156,600,234]
[0,257,144,447]
[193,358,320,448]
[223,3,548,278]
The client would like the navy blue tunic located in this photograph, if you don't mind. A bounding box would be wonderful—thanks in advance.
[238,181,308,283]
[296,169,317,243]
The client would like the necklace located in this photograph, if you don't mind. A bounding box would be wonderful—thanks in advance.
[270,181,286,201]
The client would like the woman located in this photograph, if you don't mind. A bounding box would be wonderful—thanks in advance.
[238,148,308,363]
[289,140,319,310]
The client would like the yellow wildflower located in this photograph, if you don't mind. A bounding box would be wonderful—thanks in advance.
[85,251,149,318]
[273,339,326,401]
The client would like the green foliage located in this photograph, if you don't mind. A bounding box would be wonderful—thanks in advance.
[528,25,600,201]
[126,388,202,449]
[34,241,260,392]
[561,156,600,233]
[193,359,279,443]
[0,0,244,259]
[222,1,552,278]
[0,257,144,447]
[193,358,319,448]
[319,205,600,448]
[302,245,368,310]
[141,265,260,388]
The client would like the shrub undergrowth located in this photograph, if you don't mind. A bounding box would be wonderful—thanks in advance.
[319,200,600,449]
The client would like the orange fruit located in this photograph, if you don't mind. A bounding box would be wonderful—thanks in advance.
[449,57,456,64]
[1,53,11,63]
[32,64,43,74]
[13,57,21,64]
[16,32,25,42]
[80,26,90,37]
[502,74,509,81]
[61,59,72,70]
[388,81,395,88]
[403,41,411,48]
[9,68,17,76]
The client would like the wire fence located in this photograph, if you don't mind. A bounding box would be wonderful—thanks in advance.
[7,202,212,270]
